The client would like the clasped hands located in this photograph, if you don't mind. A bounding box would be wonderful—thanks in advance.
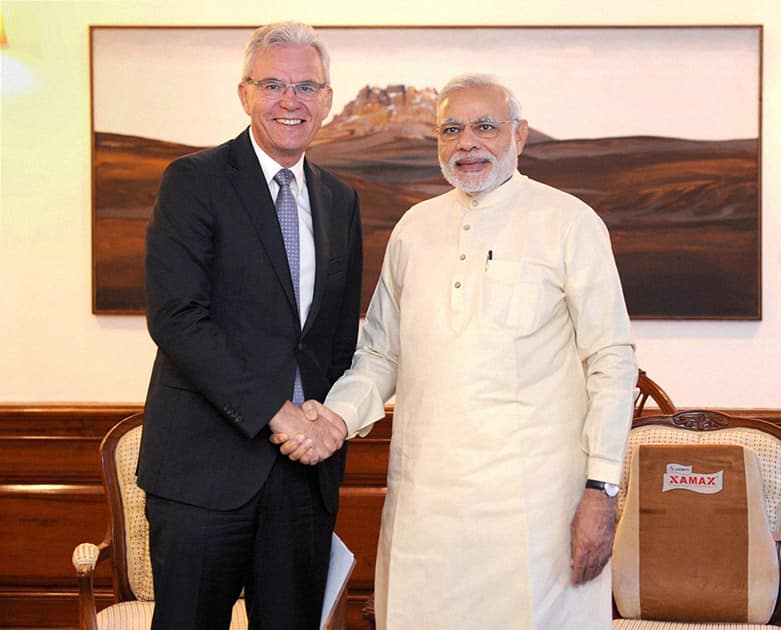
[268,400,347,466]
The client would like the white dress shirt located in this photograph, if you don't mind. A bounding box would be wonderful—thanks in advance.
[248,131,315,328]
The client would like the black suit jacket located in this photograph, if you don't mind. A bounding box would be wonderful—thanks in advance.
[137,128,362,513]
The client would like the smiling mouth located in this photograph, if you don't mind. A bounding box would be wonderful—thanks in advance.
[455,158,490,171]
[275,118,305,126]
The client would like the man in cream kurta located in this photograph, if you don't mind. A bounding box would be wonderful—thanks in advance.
[276,74,637,629]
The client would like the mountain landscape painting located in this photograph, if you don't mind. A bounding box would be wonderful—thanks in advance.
[91,26,761,318]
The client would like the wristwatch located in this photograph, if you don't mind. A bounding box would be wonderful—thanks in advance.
[586,479,620,497]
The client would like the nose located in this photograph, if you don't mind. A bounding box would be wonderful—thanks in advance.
[455,125,480,150]
[278,85,300,107]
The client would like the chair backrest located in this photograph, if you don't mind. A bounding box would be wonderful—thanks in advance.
[617,411,781,534]
[633,369,676,418]
[613,410,781,624]
[99,412,154,602]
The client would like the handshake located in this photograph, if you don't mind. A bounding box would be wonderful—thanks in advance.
[268,400,347,466]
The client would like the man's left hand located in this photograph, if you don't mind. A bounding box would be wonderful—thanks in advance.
[570,488,617,585]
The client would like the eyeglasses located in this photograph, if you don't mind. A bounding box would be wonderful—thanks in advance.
[244,78,328,100]
[436,119,516,142]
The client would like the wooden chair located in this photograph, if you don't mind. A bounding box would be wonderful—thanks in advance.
[634,369,676,418]
[72,412,349,630]
[612,410,781,628]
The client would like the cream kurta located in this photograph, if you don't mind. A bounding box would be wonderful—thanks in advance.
[326,172,637,630]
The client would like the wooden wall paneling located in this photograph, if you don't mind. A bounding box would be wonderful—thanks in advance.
[0,405,138,628]
[337,410,391,628]
[0,485,110,586]
[0,485,113,627]
[336,487,387,590]
[0,589,113,628]
[0,437,104,484]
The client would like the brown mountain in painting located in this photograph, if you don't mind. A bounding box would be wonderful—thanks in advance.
[93,83,759,318]
[313,84,439,143]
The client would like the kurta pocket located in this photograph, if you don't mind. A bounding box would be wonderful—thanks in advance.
[481,260,542,333]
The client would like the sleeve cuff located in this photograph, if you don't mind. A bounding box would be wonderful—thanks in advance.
[325,374,387,439]
[586,456,624,485]
[327,400,375,439]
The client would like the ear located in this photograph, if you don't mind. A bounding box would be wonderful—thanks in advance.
[238,82,251,116]
[515,119,529,155]
[322,85,333,118]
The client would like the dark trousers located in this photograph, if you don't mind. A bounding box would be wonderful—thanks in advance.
[146,455,335,630]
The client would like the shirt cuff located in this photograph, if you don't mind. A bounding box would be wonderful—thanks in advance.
[325,375,387,439]
[586,456,624,486]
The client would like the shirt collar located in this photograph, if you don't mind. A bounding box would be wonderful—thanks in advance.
[247,127,306,190]
[454,170,526,210]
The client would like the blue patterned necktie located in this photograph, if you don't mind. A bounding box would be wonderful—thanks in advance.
[273,168,304,404]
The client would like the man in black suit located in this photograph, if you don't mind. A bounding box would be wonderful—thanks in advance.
[137,21,362,630]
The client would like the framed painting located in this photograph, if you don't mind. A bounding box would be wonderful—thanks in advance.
[91,25,762,318]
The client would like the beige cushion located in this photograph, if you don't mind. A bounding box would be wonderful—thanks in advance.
[115,425,154,601]
[96,599,248,630]
[618,426,781,539]
[613,444,779,624]
[614,620,781,629]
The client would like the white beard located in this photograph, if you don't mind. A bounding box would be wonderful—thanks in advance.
[439,136,518,195]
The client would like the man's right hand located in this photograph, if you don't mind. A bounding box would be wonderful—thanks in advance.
[267,400,346,465]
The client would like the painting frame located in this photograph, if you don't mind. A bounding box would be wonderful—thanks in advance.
[90,24,762,319]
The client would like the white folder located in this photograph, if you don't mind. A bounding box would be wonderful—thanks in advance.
[320,533,356,630]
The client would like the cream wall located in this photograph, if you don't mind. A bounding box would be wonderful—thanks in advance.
[1,0,779,406]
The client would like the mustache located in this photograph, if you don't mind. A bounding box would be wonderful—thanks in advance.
[449,150,496,167]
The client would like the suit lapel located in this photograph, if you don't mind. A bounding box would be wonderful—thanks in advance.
[226,129,298,316]
[303,158,331,335]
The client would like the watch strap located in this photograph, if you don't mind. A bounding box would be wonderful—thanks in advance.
[586,479,619,496]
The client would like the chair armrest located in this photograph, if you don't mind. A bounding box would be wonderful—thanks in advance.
[72,540,111,630]
[72,542,102,574]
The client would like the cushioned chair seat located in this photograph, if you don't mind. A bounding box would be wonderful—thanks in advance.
[95,599,248,630]
[614,621,781,630]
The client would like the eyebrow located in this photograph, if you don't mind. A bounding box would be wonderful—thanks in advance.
[253,76,323,84]
[439,115,500,125]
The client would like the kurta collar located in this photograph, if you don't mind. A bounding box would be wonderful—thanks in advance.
[453,170,527,211]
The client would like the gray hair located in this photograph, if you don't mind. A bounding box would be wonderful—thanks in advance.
[438,73,521,121]
[242,21,330,83]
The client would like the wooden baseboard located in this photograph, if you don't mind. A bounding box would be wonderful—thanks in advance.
[0,586,113,627]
